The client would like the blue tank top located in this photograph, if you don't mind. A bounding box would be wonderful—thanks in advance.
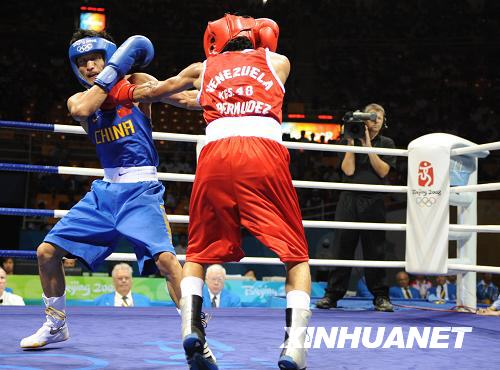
[86,105,159,168]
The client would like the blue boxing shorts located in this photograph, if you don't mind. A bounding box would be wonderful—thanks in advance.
[44,180,175,275]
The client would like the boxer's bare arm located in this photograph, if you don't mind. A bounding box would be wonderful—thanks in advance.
[163,90,202,110]
[268,52,291,85]
[67,73,150,123]
[133,63,203,105]
[126,73,156,118]
[67,86,107,124]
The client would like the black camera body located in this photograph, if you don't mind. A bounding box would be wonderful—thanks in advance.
[343,120,366,139]
[341,111,376,139]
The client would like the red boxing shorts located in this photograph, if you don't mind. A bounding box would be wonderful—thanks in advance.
[187,136,309,264]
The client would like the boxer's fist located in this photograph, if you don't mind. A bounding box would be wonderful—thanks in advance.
[254,18,279,51]
[95,35,154,92]
[100,79,136,110]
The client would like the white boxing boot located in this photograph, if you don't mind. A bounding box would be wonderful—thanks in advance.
[181,295,218,370]
[20,293,69,349]
[278,308,312,370]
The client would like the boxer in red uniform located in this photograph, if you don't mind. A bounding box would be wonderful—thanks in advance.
[133,14,311,370]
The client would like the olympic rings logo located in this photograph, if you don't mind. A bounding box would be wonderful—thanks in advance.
[415,196,436,207]
[76,43,93,53]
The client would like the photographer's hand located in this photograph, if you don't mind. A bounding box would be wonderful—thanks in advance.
[360,126,372,147]
[365,125,391,178]
[341,137,356,176]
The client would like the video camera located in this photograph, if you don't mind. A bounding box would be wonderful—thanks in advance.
[341,111,377,139]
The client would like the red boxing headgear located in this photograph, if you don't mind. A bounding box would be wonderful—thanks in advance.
[203,14,257,58]
[203,14,280,58]
[253,18,279,52]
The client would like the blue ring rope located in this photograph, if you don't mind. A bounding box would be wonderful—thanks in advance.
[0,208,56,217]
[0,120,55,132]
[0,250,37,259]
[0,162,59,174]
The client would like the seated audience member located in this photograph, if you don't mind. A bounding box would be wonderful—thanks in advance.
[94,263,151,307]
[63,258,83,276]
[243,269,257,281]
[477,273,499,305]
[203,264,241,308]
[356,276,373,298]
[389,271,420,299]
[0,267,25,306]
[410,275,432,299]
[447,275,457,284]
[427,275,457,302]
[63,258,76,269]
[1,257,15,275]
[477,296,500,316]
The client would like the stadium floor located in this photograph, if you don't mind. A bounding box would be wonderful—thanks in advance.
[1,304,499,369]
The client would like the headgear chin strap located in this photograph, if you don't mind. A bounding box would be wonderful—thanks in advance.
[203,14,257,58]
[68,37,117,89]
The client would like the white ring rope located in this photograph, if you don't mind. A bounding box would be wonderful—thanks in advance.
[451,182,500,193]
[53,123,408,156]
[58,165,500,193]
[105,253,407,268]
[451,141,500,156]
[282,141,408,156]
[103,253,500,274]
[50,209,500,234]
[58,166,405,192]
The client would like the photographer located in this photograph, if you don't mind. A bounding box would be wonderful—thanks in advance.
[316,103,396,311]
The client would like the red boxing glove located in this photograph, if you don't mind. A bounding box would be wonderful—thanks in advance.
[253,18,279,51]
[101,79,137,110]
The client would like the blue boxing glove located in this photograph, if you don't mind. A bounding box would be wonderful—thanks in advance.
[94,35,154,92]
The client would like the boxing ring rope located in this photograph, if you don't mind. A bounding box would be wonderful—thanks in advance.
[3,248,500,274]
[3,207,500,234]
[0,162,408,193]
[2,120,500,310]
[451,141,500,155]
[0,120,408,156]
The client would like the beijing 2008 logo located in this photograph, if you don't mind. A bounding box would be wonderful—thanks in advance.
[418,161,434,187]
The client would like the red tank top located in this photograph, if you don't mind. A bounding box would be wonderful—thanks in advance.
[198,48,285,125]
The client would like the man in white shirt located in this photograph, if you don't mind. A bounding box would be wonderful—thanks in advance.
[203,265,240,308]
[0,267,25,306]
[94,263,151,307]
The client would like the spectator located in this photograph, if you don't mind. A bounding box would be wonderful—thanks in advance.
[202,265,241,308]
[427,275,457,302]
[63,258,76,269]
[63,258,83,276]
[447,275,457,285]
[0,267,25,306]
[174,233,188,255]
[316,103,396,312]
[410,275,433,299]
[477,296,500,316]
[477,273,499,305]
[243,269,257,281]
[1,257,14,275]
[94,264,151,307]
[389,271,420,299]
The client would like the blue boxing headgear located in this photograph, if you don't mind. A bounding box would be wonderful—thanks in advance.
[68,37,117,89]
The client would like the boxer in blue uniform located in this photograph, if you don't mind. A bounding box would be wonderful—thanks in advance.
[20,29,186,349]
